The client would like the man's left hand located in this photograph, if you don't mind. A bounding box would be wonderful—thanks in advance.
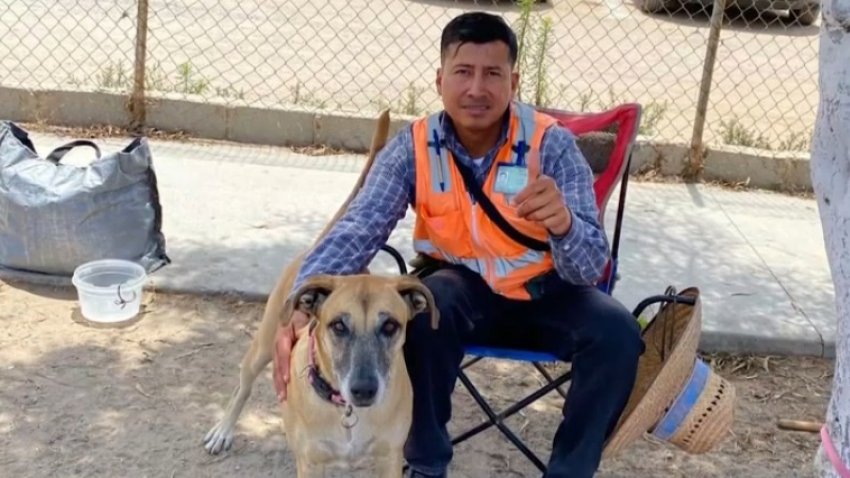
[512,175,572,237]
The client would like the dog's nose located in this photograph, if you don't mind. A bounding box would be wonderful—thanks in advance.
[349,378,378,405]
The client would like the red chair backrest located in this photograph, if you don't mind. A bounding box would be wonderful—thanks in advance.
[536,103,642,290]
[536,103,642,222]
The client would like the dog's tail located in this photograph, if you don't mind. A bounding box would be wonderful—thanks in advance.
[309,109,391,249]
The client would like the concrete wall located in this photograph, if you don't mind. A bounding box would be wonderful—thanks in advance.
[0,86,812,192]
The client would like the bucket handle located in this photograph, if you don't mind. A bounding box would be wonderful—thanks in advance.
[115,284,137,309]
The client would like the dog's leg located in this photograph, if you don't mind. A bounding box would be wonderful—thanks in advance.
[377,448,405,478]
[296,458,307,478]
[202,331,274,454]
[298,461,328,478]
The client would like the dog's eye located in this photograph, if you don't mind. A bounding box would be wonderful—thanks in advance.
[380,319,400,337]
[330,320,348,336]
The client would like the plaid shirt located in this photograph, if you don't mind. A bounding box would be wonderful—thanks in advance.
[291,108,610,297]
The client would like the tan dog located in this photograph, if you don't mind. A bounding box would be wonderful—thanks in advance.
[279,273,438,476]
[202,110,439,477]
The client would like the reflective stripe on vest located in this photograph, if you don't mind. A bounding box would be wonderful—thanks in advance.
[414,238,545,280]
[413,239,487,275]
[426,113,451,193]
[511,102,537,167]
[492,250,547,278]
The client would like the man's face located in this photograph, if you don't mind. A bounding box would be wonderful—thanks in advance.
[436,40,518,134]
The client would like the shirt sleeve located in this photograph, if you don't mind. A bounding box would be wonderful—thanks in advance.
[539,124,611,285]
[289,126,415,298]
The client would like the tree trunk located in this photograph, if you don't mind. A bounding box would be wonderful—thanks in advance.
[811,0,850,475]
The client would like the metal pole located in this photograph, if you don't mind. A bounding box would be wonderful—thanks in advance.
[685,0,727,181]
[130,0,149,132]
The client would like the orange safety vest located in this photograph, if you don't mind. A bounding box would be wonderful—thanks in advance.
[412,102,560,300]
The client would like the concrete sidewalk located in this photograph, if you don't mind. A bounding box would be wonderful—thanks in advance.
[3,131,836,358]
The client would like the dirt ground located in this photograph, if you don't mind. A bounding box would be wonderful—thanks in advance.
[0,280,832,477]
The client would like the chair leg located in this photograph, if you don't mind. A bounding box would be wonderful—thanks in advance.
[460,355,484,370]
[532,361,569,400]
[452,367,574,473]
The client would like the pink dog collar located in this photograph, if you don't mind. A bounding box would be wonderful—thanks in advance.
[307,322,347,407]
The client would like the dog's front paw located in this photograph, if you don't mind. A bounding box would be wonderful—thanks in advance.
[203,422,234,455]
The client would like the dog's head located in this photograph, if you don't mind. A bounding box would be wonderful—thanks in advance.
[283,274,439,408]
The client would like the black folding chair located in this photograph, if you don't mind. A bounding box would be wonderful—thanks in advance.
[384,103,694,473]
[447,103,645,472]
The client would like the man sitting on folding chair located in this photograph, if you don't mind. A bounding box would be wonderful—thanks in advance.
[271,11,643,478]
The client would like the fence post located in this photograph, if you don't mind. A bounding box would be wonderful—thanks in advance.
[685,0,727,181]
[130,0,149,132]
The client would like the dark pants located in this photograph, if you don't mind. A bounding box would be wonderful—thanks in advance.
[402,264,643,478]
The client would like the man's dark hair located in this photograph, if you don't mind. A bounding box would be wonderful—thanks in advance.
[440,12,518,67]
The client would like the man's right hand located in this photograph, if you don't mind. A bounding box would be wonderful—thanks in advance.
[272,309,310,403]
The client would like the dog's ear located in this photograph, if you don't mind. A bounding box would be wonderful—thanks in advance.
[282,274,337,321]
[396,276,439,330]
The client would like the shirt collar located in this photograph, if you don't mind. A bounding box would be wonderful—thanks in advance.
[439,104,513,171]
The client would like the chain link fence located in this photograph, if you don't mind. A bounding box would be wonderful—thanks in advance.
[1,0,819,155]
[704,2,819,153]
[2,0,137,95]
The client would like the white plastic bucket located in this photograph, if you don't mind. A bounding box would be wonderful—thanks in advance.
[72,259,147,323]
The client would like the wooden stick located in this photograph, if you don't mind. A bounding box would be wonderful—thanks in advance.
[130,0,149,131]
[777,419,822,433]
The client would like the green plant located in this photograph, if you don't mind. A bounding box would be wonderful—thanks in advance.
[719,117,772,150]
[515,0,535,100]
[291,81,327,109]
[176,62,209,95]
[370,83,428,117]
[90,60,243,101]
[513,0,554,107]
[563,86,668,136]
[639,101,669,136]
[399,82,426,116]
[96,60,131,90]
[371,95,392,112]
[215,86,245,100]
[605,86,618,109]
[578,91,594,112]
[532,17,553,107]
[292,81,302,105]
[145,61,168,91]
[777,131,811,152]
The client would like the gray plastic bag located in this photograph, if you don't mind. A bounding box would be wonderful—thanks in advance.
[0,121,170,277]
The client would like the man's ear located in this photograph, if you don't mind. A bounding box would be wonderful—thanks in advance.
[281,274,337,323]
[396,276,439,330]
[435,67,443,96]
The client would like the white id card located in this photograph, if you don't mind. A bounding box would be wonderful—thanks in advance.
[494,164,528,195]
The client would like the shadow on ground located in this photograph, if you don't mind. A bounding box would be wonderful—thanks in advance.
[0,271,832,478]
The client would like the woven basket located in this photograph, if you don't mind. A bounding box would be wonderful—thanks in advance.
[602,287,703,458]
[654,357,736,454]
[603,287,737,458]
